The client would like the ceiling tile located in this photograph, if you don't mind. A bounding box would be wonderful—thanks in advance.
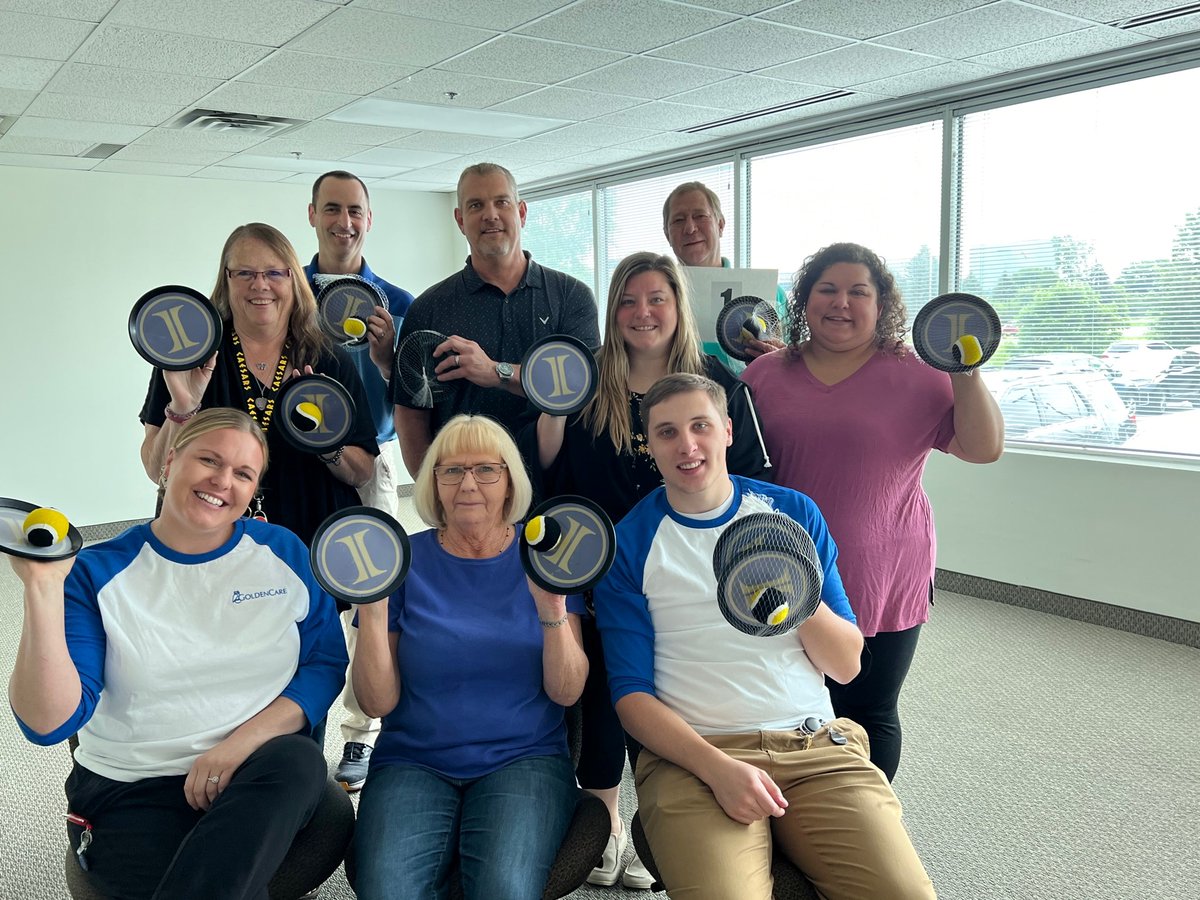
[239,50,416,95]
[345,146,460,167]
[94,158,207,176]
[283,119,418,144]
[0,86,36,113]
[968,24,1144,69]
[1134,12,1200,37]
[198,81,358,120]
[759,0,985,40]
[439,35,627,85]
[588,100,736,131]
[105,0,334,46]
[0,10,94,60]
[649,19,849,72]
[351,0,568,31]
[491,86,642,120]
[286,9,496,67]
[0,55,60,91]
[613,130,714,153]
[192,165,293,181]
[251,136,375,160]
[666,75,828,112]
[854,60,999,97]
[132,126,270,152]
[518,0,734,54]
[47,63,222,105]
[0,150,99,169]
[110,144,233,165]
[762,42,941,87]
[370,177,454,192]
[560,56,730,100]
[373,70,540,109]
[670,0,788,13]
[693,92,880,137]
[386,130,508,154]
[532,121,659,149]
[0,1,117,19]
[75,25,271,79]
[8,116,148,142]
[486,141,581,163]
[0,134,94,154]
[874,1,1085,58]
[25,93,183,126]
[562,145,647,166]
[1026,1,1177,22]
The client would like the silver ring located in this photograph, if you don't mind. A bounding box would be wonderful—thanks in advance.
[455,354,461,367]
[207,775,220,784]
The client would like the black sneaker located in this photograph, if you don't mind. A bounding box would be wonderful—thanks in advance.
[335,742,372,792]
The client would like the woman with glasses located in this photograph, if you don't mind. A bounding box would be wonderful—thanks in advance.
[528,251,771,890]
[9,409,347,899]
[138,222,378,546]
[351,414,587,900]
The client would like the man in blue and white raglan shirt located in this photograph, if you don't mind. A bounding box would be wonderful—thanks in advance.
[305,170,415,790]
[594,373,935,900]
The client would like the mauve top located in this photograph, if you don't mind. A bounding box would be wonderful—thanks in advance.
[741,348,955,636]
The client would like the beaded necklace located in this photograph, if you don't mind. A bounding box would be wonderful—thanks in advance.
[232,331,289,431]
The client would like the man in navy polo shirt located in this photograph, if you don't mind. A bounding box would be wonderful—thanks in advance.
[305,169,414,792]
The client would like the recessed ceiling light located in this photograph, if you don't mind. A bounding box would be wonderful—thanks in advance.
[328,98,568,140]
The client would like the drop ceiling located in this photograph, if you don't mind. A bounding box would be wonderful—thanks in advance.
[1,0,1198,192]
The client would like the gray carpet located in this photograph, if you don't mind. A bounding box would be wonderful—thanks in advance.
[2,533,1196,898]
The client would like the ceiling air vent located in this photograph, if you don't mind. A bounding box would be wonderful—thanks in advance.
[681,91,856,134]
[1109,3,1200,28]
[167,109,304,138]
[80,143,124,159]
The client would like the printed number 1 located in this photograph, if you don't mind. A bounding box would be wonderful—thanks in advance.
[720,288,733,305]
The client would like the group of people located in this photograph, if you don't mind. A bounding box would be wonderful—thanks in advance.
[9,161,1003,900]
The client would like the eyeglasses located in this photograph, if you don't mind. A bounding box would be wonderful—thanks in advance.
[226,268,291,283]
[433,463,508,485]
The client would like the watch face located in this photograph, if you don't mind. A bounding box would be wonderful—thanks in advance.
[497,362,514,378]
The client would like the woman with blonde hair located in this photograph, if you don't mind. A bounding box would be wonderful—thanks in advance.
[10,408,347,899]
[352,413,587,899]
[529,250,770,889]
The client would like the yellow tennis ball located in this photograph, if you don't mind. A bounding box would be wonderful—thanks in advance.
[23,507,69,548]
[749,587,789,627]
[740,316,766,342]
[342,317,367,339]
[953,334,983,367]
[291,401,323,432]
[524,515,562,553]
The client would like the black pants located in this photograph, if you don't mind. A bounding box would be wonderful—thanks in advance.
[65,734,326,900]
[575,615,629,791]
[826,623,923,782]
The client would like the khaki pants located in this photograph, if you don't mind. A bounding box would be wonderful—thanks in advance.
[636,719,935,900]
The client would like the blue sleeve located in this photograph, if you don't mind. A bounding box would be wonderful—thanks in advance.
[13,549,111,745]
[273,533,349,732]
[593,504,660,706]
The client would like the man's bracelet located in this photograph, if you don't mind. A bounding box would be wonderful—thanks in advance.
[164,402,201,424]
[318,446,345,467]
[539,615,569,628]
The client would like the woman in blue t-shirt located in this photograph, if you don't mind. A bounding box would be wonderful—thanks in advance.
[352,414,588,900]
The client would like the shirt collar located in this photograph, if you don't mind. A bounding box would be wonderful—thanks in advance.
[462,250,539,293]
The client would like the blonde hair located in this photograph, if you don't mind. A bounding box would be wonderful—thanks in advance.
[157,408,269,502]
[210,223,330,369]
[412,415,533,528]
[583,252,705,454]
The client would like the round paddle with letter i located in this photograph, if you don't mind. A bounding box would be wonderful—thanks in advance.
[912,293,1001,374]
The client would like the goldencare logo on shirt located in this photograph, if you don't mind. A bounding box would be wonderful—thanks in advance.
[231,587,289,604]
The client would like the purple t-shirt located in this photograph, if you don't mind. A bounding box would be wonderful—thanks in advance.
[741,348,955,636]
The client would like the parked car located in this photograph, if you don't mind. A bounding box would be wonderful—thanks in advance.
[983,369,1136,446]
[1113,346,1200,414]
[1100,339,1177,379]
[1003,353,1121,382]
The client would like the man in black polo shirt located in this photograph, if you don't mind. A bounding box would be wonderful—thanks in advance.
[390,162,599,476]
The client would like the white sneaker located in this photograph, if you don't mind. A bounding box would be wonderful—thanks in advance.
[587,827,629,887]
[622,852,655,890]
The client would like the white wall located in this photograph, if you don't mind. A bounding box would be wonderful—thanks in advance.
[0,166,462,525]
[925,449,1198,622]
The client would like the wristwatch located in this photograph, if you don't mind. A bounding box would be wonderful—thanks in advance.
[495,361,514,385]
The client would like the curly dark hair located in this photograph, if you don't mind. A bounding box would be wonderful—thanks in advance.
[786,242,908,354]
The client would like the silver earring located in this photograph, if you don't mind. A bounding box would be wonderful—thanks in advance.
[246,496,267,523]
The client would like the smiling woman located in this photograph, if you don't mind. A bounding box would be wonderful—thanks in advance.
[6,408,348,900]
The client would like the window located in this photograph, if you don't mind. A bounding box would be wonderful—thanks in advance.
[958,66,1200,456]
[522,188,595,296]
[748,122,943,310]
